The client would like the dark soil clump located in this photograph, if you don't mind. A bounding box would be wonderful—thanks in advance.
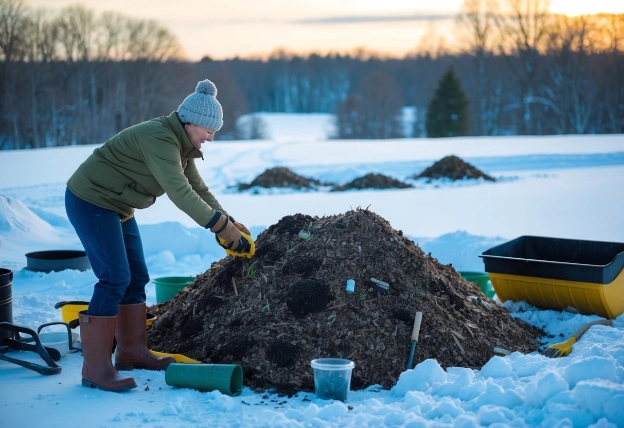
[332,173,413,191]
[414,155,495,181]
[286,277,333,316]
[147,209,541,395]
[238,167,323,190]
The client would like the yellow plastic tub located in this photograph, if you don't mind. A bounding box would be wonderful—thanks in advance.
[487,271,624,319]
[58,301,89,323]
[480,236,624,319]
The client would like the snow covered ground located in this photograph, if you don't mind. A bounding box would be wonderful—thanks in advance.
[1,113,623,427]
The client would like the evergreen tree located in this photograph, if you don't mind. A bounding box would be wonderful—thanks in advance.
[425,66,470,138]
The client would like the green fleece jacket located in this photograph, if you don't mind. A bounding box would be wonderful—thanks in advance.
[67,111,227,227]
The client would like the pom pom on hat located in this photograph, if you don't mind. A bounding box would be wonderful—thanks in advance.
[177,79,223,131]
[196,79,217,97]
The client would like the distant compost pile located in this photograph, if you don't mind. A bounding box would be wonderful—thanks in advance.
[238,167,323,190]
[332,173,413,191]
[414,155,496,181]
[147,209,541,395]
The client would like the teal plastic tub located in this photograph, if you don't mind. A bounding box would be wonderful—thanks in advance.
[459,271,495,298]
[152,276,195,304]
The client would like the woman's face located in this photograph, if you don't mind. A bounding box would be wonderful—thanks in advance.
[185,123,217,150]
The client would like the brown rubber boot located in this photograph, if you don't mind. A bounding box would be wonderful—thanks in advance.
[114,302,174,371]
[79,311,137,392]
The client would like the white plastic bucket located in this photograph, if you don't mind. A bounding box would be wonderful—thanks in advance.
[310,358,355,401]
[39,332,69,358]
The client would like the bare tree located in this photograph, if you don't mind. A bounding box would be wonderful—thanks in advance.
[94,12,128,61]
[210,71,249,139]
[94,12,136,135]
[125,19,183,62]
[55,4,94,62]
[2,1,622,149]
[360,69,405,139]
[334,95,364,139]
[0,2,189,149]
[600,13,624,133]
[0,0,26,63]
[0,0,28,148]
[542,14,602,133]
[23,9,58,62]
[237,114,268,140]
[20,9,56,147]
[334,69,404,139]
[121,18,185,126]
[457,0,499,135]
[51,5,98,145]
[493,0,552,134]
[415,21,450,59]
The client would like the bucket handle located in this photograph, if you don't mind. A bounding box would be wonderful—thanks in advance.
[54,300,89,309]
[38,321,79,352]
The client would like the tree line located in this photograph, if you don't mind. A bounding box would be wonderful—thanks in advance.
[1,0,622,149]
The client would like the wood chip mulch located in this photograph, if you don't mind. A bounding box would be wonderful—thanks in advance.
[332,173,413,191]
[414,155,496,181]
[237,167,323,190]
[147,208,542,396]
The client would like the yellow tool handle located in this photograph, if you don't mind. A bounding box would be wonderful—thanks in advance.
[150,350,201,364]
[411,312,423,341]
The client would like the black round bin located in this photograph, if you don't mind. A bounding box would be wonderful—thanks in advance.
[25,250,91,273]
[0,268,13,340]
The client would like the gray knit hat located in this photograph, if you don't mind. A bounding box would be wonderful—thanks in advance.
[177,79,223,131]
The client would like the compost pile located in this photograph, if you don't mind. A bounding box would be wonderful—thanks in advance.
[238,167,322,190]
[332,173,413,191]
[147,208,541,395]
[414,155,495,181]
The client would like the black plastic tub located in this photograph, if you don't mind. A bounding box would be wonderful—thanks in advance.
[479,236,624,284]
[25,250,91,273]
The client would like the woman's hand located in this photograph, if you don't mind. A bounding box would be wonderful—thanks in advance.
[232,221,250,236]
[210,214,251,252]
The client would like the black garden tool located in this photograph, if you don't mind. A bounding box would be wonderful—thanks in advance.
[0,322,62,375]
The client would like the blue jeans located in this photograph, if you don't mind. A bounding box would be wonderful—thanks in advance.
[65,187,148,316]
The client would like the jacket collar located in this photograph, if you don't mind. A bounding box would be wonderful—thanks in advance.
[164,111,203,159]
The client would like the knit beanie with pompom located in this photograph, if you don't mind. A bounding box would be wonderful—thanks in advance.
[177,79,223,131]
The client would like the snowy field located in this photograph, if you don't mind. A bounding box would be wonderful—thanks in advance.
[0,113,623,427]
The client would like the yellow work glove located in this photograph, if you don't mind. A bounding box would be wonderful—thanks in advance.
[232,221,250,236]
[209,213,252,253]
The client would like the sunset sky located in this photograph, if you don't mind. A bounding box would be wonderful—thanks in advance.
[25,0,624,60]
